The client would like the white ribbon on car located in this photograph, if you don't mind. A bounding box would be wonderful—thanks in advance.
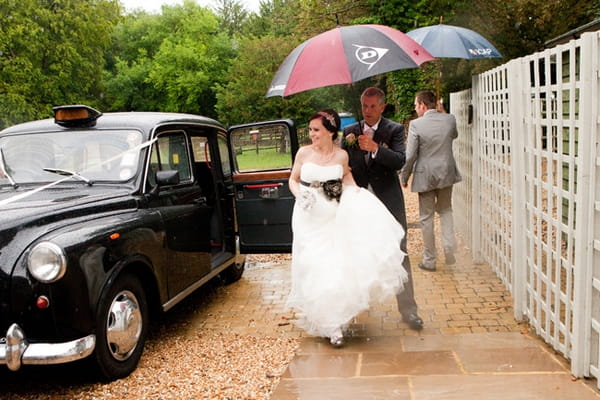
[0,138,157,207]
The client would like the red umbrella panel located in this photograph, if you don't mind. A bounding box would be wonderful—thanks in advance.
[266,24,434,98]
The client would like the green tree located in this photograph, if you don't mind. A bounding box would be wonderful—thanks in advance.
[462,0,600,59]
[432,0,599,103]
[215,0,360,129]
[0,0,121,128]
[244,0,301,38]
[358,0,469,121]
[103,1,235,117]
[215,35,312,125]
[212,0,250,36]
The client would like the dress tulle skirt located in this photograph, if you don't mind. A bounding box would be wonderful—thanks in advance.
[286,186,408,338]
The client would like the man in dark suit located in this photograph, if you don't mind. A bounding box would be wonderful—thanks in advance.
[342,87,423,331]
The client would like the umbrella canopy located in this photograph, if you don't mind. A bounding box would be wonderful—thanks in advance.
[406,24,502,59]
[266,24,434,98]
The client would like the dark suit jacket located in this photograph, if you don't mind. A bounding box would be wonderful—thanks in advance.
[342,118,407,227]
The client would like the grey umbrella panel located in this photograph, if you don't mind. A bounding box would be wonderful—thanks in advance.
[407,24,502,59]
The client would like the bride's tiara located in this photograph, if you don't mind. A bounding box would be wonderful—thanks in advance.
[318,111,337,129]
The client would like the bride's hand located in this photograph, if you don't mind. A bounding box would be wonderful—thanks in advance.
[297,190,316,211]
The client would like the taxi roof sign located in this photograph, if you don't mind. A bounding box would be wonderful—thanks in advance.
[53,105,102,127]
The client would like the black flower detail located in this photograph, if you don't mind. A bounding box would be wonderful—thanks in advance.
[321,179,342,202]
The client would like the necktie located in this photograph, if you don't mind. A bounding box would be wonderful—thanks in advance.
[364,127,375,163]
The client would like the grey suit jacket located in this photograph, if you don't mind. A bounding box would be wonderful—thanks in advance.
[400,109,462,193]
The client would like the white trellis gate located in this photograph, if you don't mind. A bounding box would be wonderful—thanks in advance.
[450,31,600,382]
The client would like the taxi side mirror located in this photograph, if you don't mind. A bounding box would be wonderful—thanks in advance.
[156,170,180,186]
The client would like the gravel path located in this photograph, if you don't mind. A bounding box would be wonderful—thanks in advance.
[0,189,446,399]
[0,276,298,400]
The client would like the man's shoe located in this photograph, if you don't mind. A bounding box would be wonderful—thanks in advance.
[445,252,456,265]
[418,262,436,271]
[403,312,424,331]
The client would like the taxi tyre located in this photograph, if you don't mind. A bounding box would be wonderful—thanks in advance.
[94,273,149,381]
[219,259,245,285]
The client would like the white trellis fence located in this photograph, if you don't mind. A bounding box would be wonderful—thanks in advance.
[450,30,600,382]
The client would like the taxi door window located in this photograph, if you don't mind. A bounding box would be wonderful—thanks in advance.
[191,136,210,163]
[148,132,191,185]
[230,124,291,172]
[217,135,231,176]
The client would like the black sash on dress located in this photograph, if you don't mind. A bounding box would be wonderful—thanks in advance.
[299,179,342,201]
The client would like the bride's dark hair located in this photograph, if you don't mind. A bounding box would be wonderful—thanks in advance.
[310,109,341,140]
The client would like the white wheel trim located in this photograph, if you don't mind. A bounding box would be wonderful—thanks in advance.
[105,289,142,361]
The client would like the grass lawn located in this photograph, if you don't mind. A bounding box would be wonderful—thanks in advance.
[236,147,292,171]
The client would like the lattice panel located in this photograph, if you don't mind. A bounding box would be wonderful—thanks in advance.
[450,90,473,247]
[521,43,581,359]
[451,31,599,378]
[474,67,514,291]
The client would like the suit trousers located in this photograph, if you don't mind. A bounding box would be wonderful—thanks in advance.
[418,186,457,267]
[396,236,418,316]
[365,184,417,315]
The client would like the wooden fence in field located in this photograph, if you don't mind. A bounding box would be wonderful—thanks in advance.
[233,125,291,155]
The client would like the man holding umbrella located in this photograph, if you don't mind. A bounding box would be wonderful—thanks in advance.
[342,87,423,331]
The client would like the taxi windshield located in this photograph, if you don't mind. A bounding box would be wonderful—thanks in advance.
[0,130,143,185]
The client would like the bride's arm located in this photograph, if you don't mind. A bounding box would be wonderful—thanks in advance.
[289,146,308,197]
[339,151,357,187]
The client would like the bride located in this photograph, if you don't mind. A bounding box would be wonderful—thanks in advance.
[286,109,408,347]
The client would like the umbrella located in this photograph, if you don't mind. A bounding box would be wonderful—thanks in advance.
[407,23,502,99]
[266,24,434,98]
[406,23,502,59]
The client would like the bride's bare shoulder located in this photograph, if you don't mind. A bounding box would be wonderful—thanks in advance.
[295,145,313,159]
[335,147,349,162]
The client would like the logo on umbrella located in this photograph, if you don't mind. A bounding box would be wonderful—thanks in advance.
[468,48,494,56]
[353,45,389,70]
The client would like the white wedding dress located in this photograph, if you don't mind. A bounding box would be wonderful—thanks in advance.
[286,162,408,338]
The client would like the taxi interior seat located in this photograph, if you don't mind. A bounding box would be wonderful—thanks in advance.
[194,162,215,203]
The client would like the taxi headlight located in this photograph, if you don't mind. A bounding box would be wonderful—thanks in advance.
[27,242,67,283]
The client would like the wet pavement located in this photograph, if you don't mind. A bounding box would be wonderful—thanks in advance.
[206,248,600,399]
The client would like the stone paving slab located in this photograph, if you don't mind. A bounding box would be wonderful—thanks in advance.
[272,331,600,399]
[183,251,600,398]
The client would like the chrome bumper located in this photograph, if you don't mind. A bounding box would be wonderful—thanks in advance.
[0,323,95,371]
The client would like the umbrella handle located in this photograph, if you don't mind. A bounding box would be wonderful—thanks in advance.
[436,59,442,102]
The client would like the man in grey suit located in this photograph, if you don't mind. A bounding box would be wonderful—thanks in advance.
[400,90,462,271]
[343,87,423,331]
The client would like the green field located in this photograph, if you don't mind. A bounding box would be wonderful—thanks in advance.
[236,147,292,170]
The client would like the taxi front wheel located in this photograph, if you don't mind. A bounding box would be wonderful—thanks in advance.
[94,273,149,381]
[219,258,245,285]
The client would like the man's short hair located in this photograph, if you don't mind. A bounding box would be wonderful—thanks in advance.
[415,90,437,109]
[361,87,386,104]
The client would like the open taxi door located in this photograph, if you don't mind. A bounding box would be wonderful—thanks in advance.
[227,120,298,253]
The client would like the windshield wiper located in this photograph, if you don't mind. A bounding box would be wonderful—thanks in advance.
[43,168,93,186]
[0,148,18,188]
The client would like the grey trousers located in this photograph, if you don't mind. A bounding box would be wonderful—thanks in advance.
[418,185,456,266]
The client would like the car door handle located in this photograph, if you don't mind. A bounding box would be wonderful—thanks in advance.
[260,186,279,199]
[244,183,282,199]
[193,197,207,205]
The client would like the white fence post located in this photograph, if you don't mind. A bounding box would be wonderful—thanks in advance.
[470,75,484,263]
[507,58,528,321]
[450,89,474,252]
[572,31,599,379]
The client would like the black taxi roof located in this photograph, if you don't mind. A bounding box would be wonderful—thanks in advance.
[0,111,226,135]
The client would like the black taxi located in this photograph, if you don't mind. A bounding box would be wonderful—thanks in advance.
[0,105,297,380]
